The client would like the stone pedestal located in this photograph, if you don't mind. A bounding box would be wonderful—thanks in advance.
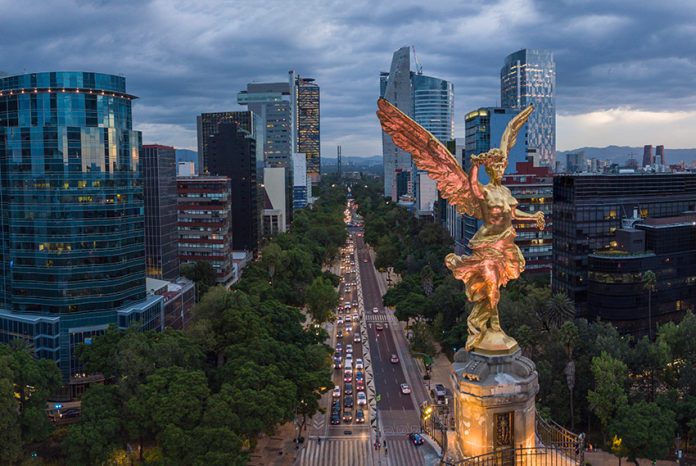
[450,348,538,458]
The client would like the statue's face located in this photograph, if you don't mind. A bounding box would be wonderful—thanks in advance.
[486,161,507,182]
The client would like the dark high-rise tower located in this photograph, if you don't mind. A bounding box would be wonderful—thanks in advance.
[208,121,258,254]
[642,145,653,167]
[292,73,320,184]
[142,144,179,280]
[0,72,162,378]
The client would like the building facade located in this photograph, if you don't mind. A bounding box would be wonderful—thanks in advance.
[552,173,696,312]
[642,145,653,167]
[0,71,162,380]
[207,120,259,254]
[293,152,308,209]
[142,144,179,280]
[587,215,696,337]
[381,47,413,200]
[196,111,263,175]
[292,72,320,184]
[501,49,556,167]
[380,47,454,214]
[502,161,553,276]
[176,176,234,284]
[262,167,287,236]
[412,74,454,216]
[456,108,529,254]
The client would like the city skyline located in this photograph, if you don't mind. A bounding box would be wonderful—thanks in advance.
[2,0,696,155]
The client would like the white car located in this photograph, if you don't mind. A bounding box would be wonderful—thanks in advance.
[332,385,341,398]
[345,353,353,363]
[372,307,379,314]
[355,358,364,370]
[345,315,351,322]
[353,334,361,343]
[400,383,411,394]
[357,392,367,406]
[353,313,359,321]
[336,318,344,325]
[346,344,353,354]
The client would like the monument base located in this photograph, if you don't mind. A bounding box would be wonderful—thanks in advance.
[450,348,538,458]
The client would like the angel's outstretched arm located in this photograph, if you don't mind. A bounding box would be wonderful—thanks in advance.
[469,163,484,200]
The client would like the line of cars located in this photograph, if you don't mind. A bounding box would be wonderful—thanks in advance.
[331,235,367,426]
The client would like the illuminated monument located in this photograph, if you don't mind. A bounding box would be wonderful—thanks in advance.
[378,98,556,459]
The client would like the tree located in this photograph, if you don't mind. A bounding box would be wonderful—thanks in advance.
[588,351,628,441]
[559,321,580,430]
[394,292,431,323]
[539,292,575,330]
[0,341,61,451]
[181,261,218,300]
[0,373,22,465]
[305,276,339,323]
[610,401,676,464]
[261,243,285,284]
[420,265,435,297]
[62,384,123,466]
[643,270,657,339]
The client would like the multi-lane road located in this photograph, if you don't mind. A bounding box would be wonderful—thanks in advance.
[298,203,438,466]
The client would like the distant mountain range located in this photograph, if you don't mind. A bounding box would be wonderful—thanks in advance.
[557,146,696,166]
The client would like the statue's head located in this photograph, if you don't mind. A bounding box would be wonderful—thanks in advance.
[484,149,507,182]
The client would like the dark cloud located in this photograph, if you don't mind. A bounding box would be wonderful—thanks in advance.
[0,0,695,153]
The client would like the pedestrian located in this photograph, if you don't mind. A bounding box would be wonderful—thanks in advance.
[318,437,321,445]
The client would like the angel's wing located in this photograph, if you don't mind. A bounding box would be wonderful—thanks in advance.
[377,98,481,218]
[500,105,534,159]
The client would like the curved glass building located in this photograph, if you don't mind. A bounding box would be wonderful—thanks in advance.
[0,72,161,380]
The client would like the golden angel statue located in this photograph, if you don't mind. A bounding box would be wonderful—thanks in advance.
[377,98,544,355]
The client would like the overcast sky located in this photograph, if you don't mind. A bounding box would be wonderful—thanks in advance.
[2,0,696,156]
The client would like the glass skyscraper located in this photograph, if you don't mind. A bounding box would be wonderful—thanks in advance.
[380,46,454,214]
[0,72,162,380]
[501,49,556,167]
[292,73,320,184]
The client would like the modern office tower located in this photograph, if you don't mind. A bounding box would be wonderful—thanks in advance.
[457,107,529,254]
[553,173,696,313]
[238,81,294,224]
[291,72,320,184]
[566,151,585,173]
[501,49,556,167]
[380,46,454,212]
[0,72,163,380]
[655,145,665,165]
[587,214,696,337]
[262,167,287,236]
[502,160,554,276]
[642,145,653,167]
[176,176,234,284]
[412,74,455,215]
[207,121,258,254]
[293,152,308,209]
[381,46,413,200]
[142,145,179,281]
[196,111,263,174]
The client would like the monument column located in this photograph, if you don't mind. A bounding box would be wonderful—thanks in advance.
[451,349,538,458]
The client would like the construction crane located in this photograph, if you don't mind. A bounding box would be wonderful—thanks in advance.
[412,45,423,75]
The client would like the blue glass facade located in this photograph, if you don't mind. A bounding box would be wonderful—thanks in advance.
[0,72,161,379]
[501,49,555,167]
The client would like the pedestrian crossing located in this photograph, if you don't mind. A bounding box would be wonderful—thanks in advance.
[297,438,373,466]
[384,436,426,466]
[366,314,389,322]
